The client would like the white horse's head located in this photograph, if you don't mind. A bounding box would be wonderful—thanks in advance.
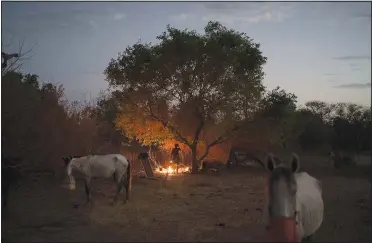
[265,153,300,218]
[263,153,301,241]
[62,156,77,191]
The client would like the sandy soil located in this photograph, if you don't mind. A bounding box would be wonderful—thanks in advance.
[2,155,371,242]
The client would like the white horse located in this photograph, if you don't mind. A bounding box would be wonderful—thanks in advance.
[262,153,324,242]
[62,154,132,205]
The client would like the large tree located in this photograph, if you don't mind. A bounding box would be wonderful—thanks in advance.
[104,21,267,173]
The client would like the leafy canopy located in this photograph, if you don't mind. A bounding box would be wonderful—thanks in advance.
[104,21,267,162]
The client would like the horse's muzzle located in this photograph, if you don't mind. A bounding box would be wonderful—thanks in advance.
[262,217,299,242]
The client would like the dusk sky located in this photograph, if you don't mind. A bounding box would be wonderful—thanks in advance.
[2,1,371,106]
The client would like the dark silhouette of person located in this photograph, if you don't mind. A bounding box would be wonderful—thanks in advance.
[170,144,181,173]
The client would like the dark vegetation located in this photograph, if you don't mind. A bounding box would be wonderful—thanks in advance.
[2,22,370,176]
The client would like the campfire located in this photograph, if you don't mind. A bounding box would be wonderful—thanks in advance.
[154,162,191,175]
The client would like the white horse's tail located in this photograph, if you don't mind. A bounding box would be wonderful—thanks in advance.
[126,160,132,193]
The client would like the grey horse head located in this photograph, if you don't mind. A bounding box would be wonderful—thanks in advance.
[265,153,300,219]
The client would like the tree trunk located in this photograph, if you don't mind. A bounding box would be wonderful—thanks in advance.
[191,145,199,174]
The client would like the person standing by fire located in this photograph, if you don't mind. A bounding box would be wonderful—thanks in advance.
[170,144,181,174]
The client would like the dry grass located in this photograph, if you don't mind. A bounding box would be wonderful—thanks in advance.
[2,155,371,242]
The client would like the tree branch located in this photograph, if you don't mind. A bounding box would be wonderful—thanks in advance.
[161,64,187,102]
[147,102,192,147]
[198,124,239,161]
[193,119,205,146]
[2,37,36,76]
[192,103,206,145]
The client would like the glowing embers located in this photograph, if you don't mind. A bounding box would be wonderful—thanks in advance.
[155,162,190,175]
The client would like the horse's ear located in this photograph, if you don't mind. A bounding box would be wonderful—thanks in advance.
[265,153,276,172]
[291,153,300,173]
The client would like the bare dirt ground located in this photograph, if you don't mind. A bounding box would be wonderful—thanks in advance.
[2,155,371,242]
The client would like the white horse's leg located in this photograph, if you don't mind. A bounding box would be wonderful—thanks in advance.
[114,184,123,204]
[124,174,130,203]
[113,173,124,204]
[124,162,132,203]
[84,178,92,205]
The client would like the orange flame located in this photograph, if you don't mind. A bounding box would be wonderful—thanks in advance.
[155,162,190,175]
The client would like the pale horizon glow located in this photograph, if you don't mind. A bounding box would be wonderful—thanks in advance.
[2,2,371,107]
